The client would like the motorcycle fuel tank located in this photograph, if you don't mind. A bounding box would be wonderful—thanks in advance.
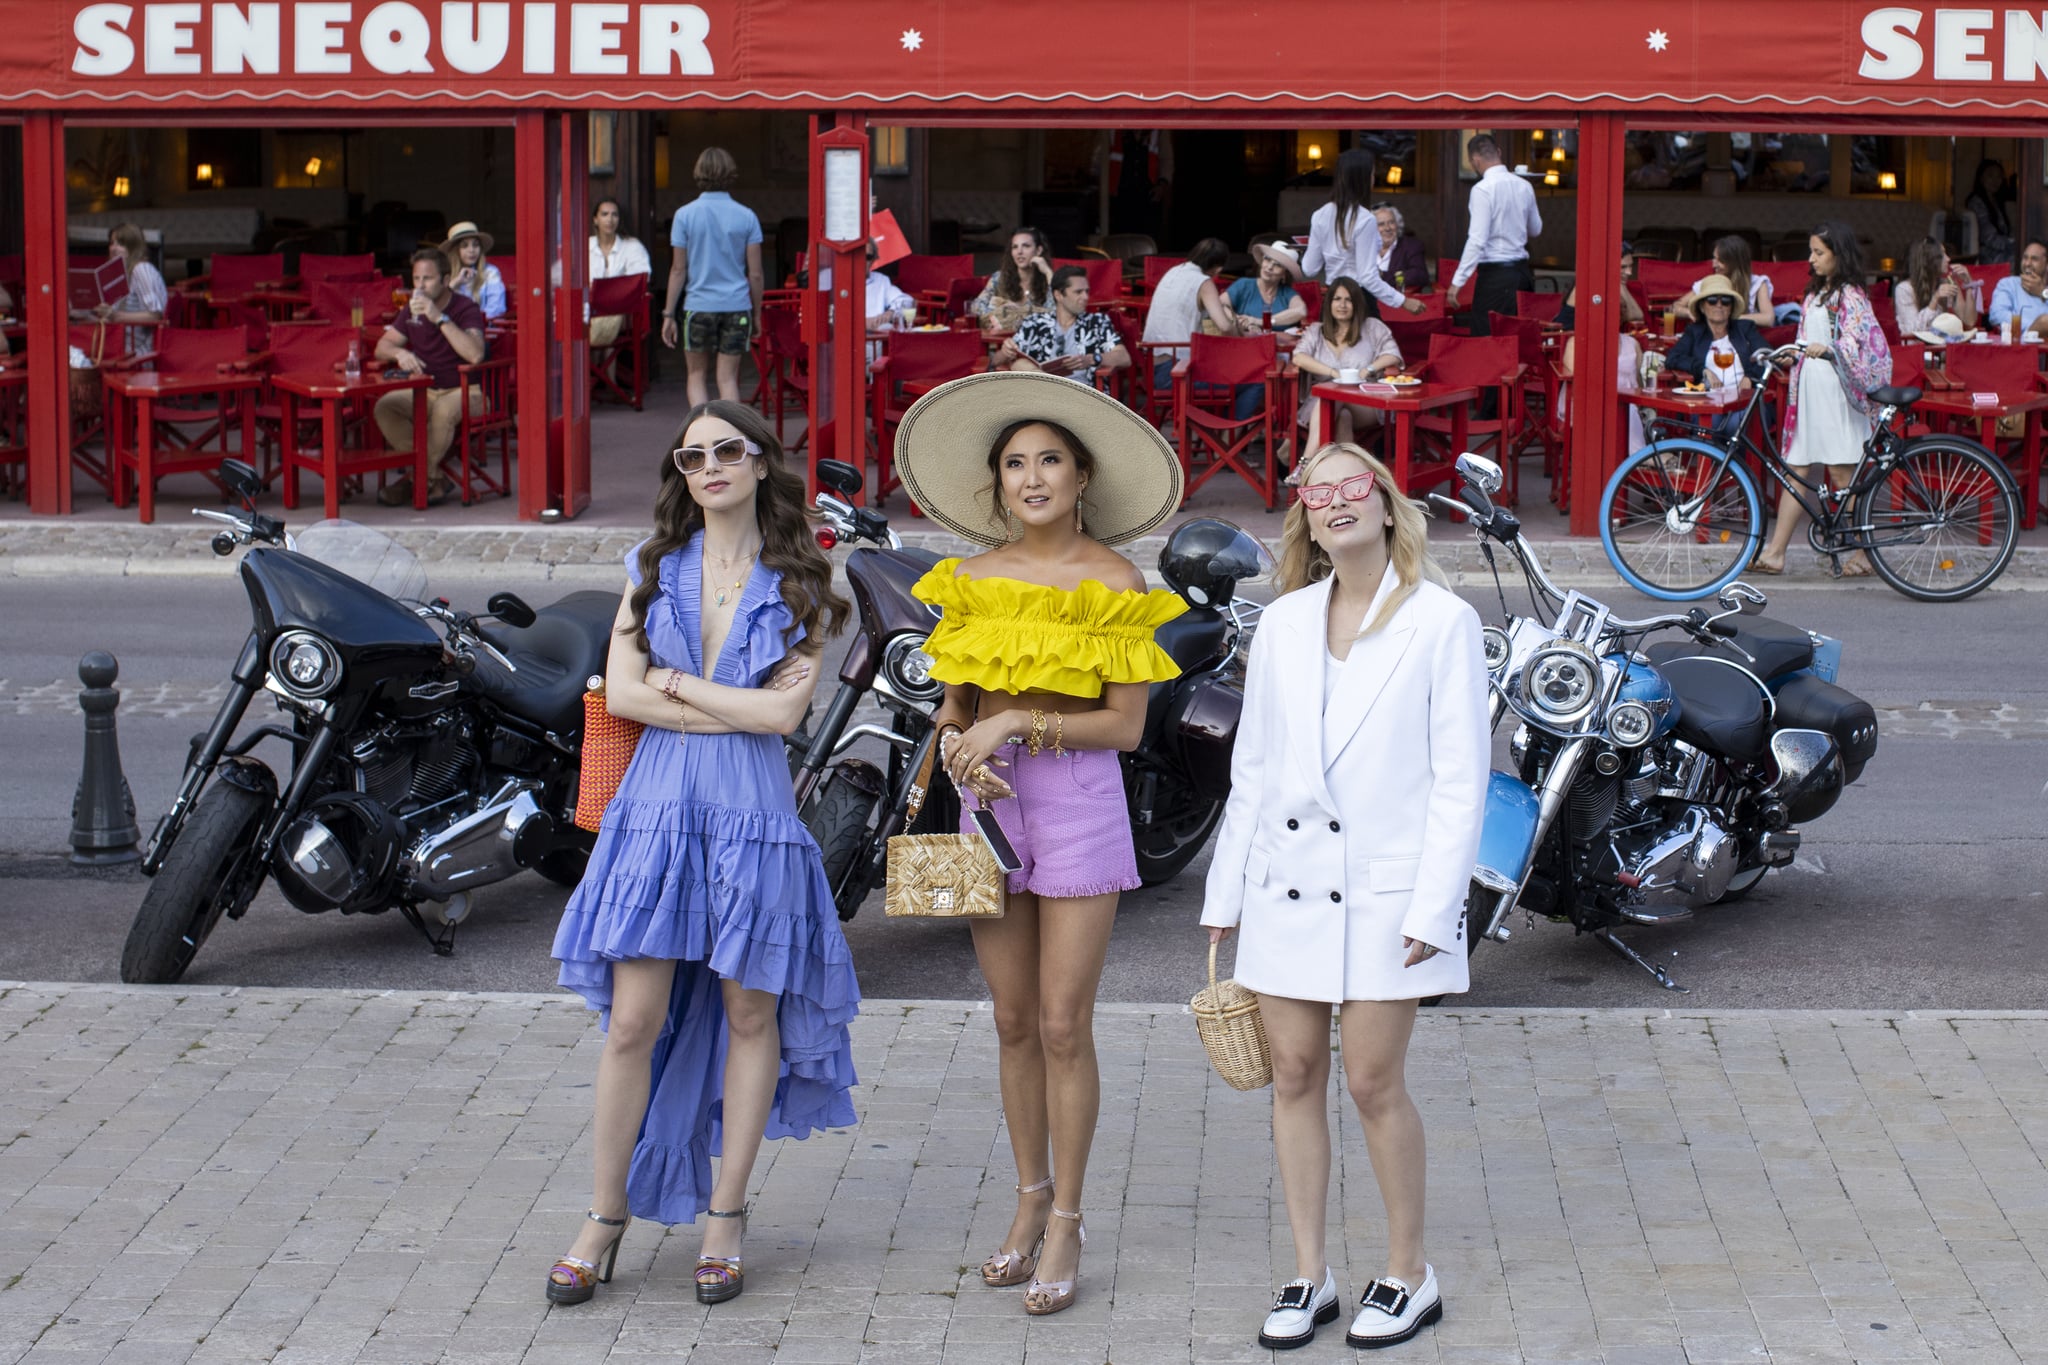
[1474,772,1543,893]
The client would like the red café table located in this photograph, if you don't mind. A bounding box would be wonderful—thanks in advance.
[272,368,432,518]
[102,367,265,524]
[1313,379,1476,494]
[1910,384,2048,530]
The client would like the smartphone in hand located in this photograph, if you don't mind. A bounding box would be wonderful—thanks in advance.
[970,807,1023,874]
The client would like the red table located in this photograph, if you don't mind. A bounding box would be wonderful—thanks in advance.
[1620,381,1750,425]
[1912,386,2048,529]
[1313,379,1475,493]
[272,369,431,518]
[103,367,264,523]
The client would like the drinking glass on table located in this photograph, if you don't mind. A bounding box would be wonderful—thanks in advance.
[1712,350,1737,384]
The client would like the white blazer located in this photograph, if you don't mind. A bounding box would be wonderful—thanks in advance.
[1201,566,1490,1002]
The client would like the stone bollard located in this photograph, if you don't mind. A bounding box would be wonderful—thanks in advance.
[70,651,142,866]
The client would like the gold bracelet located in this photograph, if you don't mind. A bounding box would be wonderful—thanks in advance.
[1052,712,1064,758]
[1027,708,1047,758]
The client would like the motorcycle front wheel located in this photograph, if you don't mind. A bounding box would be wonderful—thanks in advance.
[119,781,268,984]
[1599,439,1763,601]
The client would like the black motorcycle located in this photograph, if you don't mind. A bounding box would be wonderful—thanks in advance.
[791,459,1266,919]
[120,459,614,983]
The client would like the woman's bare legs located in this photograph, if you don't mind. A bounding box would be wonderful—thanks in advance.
[560,957,676,1268]
[1338,999,1426,1284]
[1757,463,1868,572]
[971,894,1052,1262]
[700,981,782,1262]
[1260,994,1337,1279]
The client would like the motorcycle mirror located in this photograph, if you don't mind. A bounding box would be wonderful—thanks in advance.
[1718,582,1769,615]
[218,458,262,503]
[815,459,863,498]
[1455,453,1503,496]
[486,592,537,629]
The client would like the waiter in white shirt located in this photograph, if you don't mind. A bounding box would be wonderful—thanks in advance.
[1449,135,1542,338]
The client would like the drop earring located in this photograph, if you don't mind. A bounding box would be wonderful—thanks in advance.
[1074,483,1088,533]
[1004,505,1019,538]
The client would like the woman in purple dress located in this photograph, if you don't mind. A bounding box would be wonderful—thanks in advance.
[547,400,858,1307]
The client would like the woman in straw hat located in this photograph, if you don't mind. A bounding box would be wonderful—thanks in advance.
[1200,441,1487,1351]
[897,371,1188,1317]
[441,221,507,321]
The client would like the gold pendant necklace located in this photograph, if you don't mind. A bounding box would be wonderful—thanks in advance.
[710,549,757,608]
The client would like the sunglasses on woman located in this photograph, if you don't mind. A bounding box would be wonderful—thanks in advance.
[672,437,762,474]
[1295,470,1378,510]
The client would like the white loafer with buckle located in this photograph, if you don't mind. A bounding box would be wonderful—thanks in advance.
[1346,1264,1443,1349]
[1258,1266,1339,1349]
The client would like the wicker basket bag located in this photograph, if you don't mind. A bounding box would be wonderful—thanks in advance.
[1190,938,1272,1091]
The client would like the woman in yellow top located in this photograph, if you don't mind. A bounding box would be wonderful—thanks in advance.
[896,372,1187,1317]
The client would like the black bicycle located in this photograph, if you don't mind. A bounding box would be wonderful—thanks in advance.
[1599,343,2022,602]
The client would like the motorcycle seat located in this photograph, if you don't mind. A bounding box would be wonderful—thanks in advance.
[473,591,620,734]
[1706,614,1814,681]
[1657,654,1772,761]
[1153,608,1230,673]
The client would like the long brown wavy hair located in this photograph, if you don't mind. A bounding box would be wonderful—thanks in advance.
[995,226,1052,306]
[624,401,849,654]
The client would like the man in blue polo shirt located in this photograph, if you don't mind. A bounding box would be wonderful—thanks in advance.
[1988,239,2048,337]
[663,146,764,405]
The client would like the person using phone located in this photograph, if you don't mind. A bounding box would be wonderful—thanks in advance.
[1201,442,1487,1351]
[899,373,1187,1319]
[999,266,1129,386]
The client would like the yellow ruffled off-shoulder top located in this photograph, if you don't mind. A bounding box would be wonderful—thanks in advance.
[910,558,1187,698]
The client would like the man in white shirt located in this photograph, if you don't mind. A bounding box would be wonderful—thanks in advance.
[1450,135,1542,337]
[863,244,917,365]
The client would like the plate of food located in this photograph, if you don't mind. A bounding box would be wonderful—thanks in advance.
[1383,373,1423,387]
[912,324,950,332]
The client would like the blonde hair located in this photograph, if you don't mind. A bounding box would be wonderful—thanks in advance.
[1278,442,1447,637]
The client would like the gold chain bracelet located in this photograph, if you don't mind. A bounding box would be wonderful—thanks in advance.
[1027,708,1047,757]
[1052,711,1064,758]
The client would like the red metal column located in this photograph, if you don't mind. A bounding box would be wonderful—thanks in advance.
[1569,113,1625,537]
[556,111,591,518]
[514,110,551,520]
[23,112,70,515]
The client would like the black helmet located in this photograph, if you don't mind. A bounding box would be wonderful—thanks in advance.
[1159,518,1274,608]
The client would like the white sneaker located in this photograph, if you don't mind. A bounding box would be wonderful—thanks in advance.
[1345,1265,1443,1349]
[1258,1266,1339,1350]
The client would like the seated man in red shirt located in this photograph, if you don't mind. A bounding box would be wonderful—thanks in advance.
[375,247,488,506]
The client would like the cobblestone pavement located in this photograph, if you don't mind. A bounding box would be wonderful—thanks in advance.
[7,520,2047,589]
[4,983,2046,1365]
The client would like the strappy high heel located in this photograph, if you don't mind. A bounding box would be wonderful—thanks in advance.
[694,1204,750,1305]
[980,1175,1055,1287]
[1023,1208,1086,1316]
[546,1209,629,1305]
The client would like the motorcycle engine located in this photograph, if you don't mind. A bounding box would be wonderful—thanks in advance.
[1609,805,1739,922]
[273,792,402,915]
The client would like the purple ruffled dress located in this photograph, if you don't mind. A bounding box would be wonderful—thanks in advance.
[552,536,860,1226]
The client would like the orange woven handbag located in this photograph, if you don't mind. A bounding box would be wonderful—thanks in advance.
[573,677,644,833]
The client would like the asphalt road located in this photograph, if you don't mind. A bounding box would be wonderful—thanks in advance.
[1,573,2043,1008]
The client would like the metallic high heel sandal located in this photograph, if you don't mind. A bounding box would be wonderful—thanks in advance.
[1022,1208,1086,1316]
[980,1175,1055,1287]
[546,1209,629,1305]
[694,1204,751,1305]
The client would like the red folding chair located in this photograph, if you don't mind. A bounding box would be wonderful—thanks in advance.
[1516,290,1564,324]
[1172,333,1286,510]
[896,254,973,324]
[1382,315,1453,364]
[942,276,984,323]
[1635,259,1709,307]
[298,253,377,282]
[252,321,361,481]
[1094,309,1145,410]
[1053,257,1125,310]
[870,330,988,500]
[307,277,405,328]
[1142,256,1189,293]
[454,356,516,504]
[187,252,287,300]
[587,272,651,410]
[1413,333,1522,499]
[760,304,811,445]
[1295,280,1324,325]
[1435,259,1469,308]
[1870,291,1900,345]
[111,327,259,519]
[1754,261,1810,308]
[1489,312,1555,489]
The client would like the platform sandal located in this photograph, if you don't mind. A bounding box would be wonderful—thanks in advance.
[694,1204,750,1305]
[545,1209,629,1305]
[980,1175,1055,1287]
[1022,1208,1086,1316]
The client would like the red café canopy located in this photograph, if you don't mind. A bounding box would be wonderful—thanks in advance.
[10,1,2048,117]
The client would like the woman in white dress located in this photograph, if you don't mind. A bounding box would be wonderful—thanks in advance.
[1753,222,1891,577]
[1201,441,1488,1352]
[1302,151,1425,318]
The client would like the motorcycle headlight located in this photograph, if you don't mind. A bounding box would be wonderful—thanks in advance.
[880,634,945,703]
[1480,626,1512,674]
[1606,700,1656,747]
[269,631,341,698]
[1519,643,1600,726]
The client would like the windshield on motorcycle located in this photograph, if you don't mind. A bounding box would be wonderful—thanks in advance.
[293,520,429,602]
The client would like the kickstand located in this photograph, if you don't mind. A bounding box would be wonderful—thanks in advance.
[1594,928,1686,991]
[397,901,459,957]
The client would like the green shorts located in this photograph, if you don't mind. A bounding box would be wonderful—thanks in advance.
[683,309,753,355]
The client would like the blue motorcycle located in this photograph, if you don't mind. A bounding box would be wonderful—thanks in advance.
[1436,455,1881,991]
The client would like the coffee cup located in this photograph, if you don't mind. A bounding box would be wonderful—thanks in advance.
[1337,366,1362,384]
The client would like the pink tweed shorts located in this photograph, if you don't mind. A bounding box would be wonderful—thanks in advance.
[960,740,1139,900]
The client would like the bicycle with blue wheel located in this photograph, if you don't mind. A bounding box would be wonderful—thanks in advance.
[1598,342,2021,602]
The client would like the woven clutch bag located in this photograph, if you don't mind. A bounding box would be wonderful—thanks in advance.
[883,730,1005,919]
[573,677,644,833]
[1190,939,1272,1090]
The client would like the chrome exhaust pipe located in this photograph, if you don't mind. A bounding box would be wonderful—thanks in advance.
[408,787,551,898]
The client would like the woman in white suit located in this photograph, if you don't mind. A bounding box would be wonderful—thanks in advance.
[1201,441,1489,1351]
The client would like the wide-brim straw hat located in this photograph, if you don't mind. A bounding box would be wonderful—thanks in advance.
[1252,241,1305,282]
[439,221,495,256]
[894,371,1184,547]
[1913,312,1967,344]
[1694,273,1742,307]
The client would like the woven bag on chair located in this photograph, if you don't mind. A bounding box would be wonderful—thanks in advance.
[573,679,644,833]
[883,733,1006,919]
[1191,939,1272,1090]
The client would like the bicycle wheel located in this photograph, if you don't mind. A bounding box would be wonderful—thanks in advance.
[1857,438,2019,602]
[1599,438,1763,600]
